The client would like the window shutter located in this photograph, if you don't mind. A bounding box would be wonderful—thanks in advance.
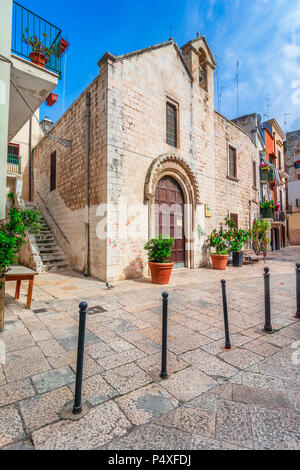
[50,151,56,191]
[229,146,237,178]
[253,161,257,187]
[230,213,239,229]
[166,103,177,148]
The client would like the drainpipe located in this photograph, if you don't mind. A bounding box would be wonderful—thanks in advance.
[249,199,252,249]
[29,117,32,201]
[84,92,91,277]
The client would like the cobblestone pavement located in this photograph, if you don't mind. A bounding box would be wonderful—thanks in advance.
[1,247,300,450]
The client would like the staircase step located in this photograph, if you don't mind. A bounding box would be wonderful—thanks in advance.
[41,255,66,263]
[45,261,68,272]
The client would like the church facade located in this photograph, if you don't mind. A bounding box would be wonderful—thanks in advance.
[33,36,260,281]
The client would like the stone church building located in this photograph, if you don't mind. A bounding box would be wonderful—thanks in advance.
[33,36,260,281]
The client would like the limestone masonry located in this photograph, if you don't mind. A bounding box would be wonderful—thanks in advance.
[33,37,260,281]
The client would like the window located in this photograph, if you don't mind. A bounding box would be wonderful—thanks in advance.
[280,190,283,211]
[8,143,20,157]
[230,213,239,229]
[166,102,177,148]
[278,150,281,170]
[252,160,257,188]
[50,151,56,191]
[228,145,237,179]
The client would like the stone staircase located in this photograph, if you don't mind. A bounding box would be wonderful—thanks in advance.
[26,204,68,272]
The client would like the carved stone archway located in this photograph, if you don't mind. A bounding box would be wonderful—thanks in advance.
[144,154,201,269]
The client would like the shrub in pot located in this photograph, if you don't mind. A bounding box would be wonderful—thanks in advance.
[227,219,250,268]
[144,235,174,285]
[0,207,41,332]
[260,200,275,219]
[207,224,230,271]
[252,219,270,256]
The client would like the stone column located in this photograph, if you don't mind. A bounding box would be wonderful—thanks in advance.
[0,0,13,219]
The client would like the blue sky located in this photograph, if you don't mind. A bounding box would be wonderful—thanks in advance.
[24,0,300,133]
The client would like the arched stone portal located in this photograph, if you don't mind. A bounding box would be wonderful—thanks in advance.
[144,154,201,269]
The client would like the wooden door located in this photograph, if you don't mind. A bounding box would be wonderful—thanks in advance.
[155,176,185,267]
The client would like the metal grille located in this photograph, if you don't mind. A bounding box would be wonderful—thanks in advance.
[12,1,62,78]
[166,102,177,148]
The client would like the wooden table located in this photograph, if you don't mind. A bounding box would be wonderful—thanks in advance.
[5,266,38,309]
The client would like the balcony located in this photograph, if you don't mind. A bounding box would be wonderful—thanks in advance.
[12,1,62,77]
[7,154,21,175]
[8,2,63,141]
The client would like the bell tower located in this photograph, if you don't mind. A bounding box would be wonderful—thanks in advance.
[181,35,215,102]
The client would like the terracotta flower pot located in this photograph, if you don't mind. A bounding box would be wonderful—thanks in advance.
[210,254,229,271]
[29,52,47,68]
[149,262,174,285]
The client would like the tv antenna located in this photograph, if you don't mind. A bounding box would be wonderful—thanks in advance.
[234,60,239,116]
[264,97,272,120]
[284,113,292,134]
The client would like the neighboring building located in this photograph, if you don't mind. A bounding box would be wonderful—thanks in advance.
[259,119,288,251]
[0,0,63,218]
[285,130,300,245]
[6,112,42,206]
[232,113,265,224]
[33,36,259,282]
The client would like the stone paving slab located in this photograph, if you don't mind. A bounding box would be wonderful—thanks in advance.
[102,363,152,395]
[3,347,50,382]
[69,374,118,407]
[0,405,25,448]
[116,383,178,425]
[31,366,75,394]
[180,348,238,379]
[32,401,132,450]
[0,378,35,407]
[20,387,74,432]
[155,406,216,439]
[160,367,217,402]
[96,348,146,370]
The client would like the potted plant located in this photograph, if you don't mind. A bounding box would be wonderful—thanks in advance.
[227,219,250,267]
[22,31,56,68]
[252,219,270,257]
[144,235,174,285]
[207,223,230,270]
[260,164,270,182]
[0,208,40,332]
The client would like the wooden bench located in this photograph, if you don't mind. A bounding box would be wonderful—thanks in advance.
[5,266,38,309]
[242,250,265,265]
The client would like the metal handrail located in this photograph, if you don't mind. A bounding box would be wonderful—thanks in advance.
[7,154,21,174]
[12,1,62,78]
[36,191,69,244]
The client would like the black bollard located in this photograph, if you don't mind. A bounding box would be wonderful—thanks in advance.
[221,280,232,350]
[263,267,273,334]
[160,292,169,380]
[296,264,300,319]
[73,302,88,415]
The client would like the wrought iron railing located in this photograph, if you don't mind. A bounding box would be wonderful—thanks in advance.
[7,154,21,174]
[12,1,62,78]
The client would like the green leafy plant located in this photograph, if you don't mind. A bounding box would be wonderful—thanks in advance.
[252,219,270,254]
[226,218,251,253]
[7,192,15,204]
[0,208,41,280]
[22,30,56,61]
[144,235,174,263]
[260,200,275,209]
[207,219,231,255]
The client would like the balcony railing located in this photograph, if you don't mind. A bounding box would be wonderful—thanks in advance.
[7,154,22,174]
[12,1,62,78]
